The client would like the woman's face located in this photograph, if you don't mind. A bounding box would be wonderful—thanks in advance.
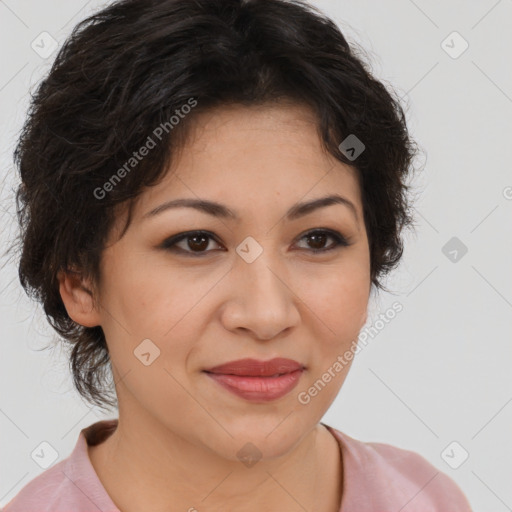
[75,102,371,459]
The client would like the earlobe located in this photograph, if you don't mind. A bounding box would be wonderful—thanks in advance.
[57,268,102,327]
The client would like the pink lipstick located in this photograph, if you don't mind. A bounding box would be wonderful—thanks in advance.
[204,357,305,402]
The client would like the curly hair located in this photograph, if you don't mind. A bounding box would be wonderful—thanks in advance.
[9,0,420,412]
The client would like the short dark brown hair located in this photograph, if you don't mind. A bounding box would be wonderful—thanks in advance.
[9,0,420,412]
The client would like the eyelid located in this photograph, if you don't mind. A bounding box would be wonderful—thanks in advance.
[294,228,352,250]
[158,228,352,256]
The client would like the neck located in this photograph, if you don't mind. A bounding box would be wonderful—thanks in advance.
[88,411,342,512]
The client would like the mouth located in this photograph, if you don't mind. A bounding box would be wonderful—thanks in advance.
[203,358,305,402]
[204,357,305,376]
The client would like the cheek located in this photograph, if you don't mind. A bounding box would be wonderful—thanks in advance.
[101,265,220,388]
[104,257,207,338]
[294,269,368,412]
[95,262,187,376]
[304,263,369,330]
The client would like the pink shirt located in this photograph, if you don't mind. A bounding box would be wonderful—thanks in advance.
[3,419,473,511]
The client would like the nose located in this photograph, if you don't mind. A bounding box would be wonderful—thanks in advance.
[219,254,300,341]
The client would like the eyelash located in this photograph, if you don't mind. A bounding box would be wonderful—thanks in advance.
[159,229,351,257]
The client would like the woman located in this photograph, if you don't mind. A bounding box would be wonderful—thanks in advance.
[5,0,473,510]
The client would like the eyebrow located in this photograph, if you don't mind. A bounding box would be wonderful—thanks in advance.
[143,194,358,222]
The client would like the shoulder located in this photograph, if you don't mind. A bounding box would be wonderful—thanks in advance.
[3,420,119,512]
[324,424,473,512]
[3,457,76,511]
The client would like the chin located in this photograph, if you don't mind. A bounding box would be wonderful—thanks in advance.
[230,418,304,448]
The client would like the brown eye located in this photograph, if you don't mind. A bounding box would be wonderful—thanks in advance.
[160,228,350,258]
[183,234,211,252]
[160,231,223,256]
[295,229,350,253]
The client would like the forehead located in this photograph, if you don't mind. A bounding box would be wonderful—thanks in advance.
[180,102,335,167]
[130,102,363,226]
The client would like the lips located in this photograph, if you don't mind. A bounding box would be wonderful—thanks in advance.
[204,357,305,377]
[203,358,306,402]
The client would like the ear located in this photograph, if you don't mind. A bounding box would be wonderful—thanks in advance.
[57,267,102,327]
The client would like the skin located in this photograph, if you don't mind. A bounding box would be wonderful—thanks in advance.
[58,102,371,512]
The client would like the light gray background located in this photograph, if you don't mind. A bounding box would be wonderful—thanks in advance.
[1,0,511,510]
